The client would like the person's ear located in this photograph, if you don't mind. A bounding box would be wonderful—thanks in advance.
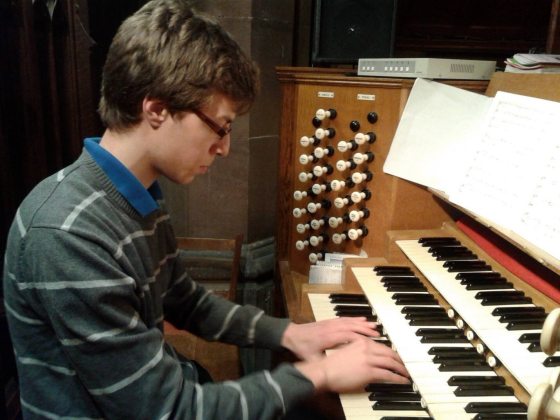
[143,98,168,128]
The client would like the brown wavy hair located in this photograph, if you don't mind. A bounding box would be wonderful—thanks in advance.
[98,0,259,131]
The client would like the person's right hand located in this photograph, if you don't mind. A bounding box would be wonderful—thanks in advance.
[295,337,409,394]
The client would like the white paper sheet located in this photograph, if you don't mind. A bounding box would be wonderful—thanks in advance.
[383,78,492,193]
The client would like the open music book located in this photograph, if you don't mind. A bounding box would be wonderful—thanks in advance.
[384,78,560,264]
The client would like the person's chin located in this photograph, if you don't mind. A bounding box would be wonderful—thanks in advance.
[177,173,196,185]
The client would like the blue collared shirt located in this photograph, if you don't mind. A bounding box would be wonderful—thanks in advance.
[84,137,162,217]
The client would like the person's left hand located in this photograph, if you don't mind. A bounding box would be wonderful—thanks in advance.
[281,317,380,361]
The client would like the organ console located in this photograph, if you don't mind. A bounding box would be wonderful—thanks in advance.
[275,68,560,419]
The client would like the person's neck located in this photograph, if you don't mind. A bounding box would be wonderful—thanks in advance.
[99,125,156,188]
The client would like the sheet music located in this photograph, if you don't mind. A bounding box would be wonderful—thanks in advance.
[449,92,560,259]
[385,81,560,264]
[383,78,492,193]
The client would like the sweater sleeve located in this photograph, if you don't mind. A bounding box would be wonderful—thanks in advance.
[163,250,290,350]
[13,227,314,419]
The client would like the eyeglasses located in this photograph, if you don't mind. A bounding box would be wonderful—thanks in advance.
[192,109,232,139]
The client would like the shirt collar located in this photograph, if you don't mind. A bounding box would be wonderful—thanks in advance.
[84,137,162,216]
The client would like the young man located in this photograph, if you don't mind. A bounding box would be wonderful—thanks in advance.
[2,0,409,418]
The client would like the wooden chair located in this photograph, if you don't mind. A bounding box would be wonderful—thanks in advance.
[174,234,243,302]
[164,234,244,382]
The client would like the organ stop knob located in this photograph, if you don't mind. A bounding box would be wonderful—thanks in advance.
[311,182,331,195]
[354,131,376,145]
[298,154,317,165]
[296,223,309,234]
[328,213,350,228]
[336,159,358,172]
[314,146,335,159]
[312,164,334,177]
[352,151,375,165]
[337,139,358,153]
[309,233,328,247]
[330,178,355,192]
[348,226,368,240]
[315,108,337,120]
[334,195,351,209]
[351,170,373,185]
[332,231,349,245]
[349,208,370,222]
[351,189,372,204]
[292,207,307,218]
[315,127,335,140]
[300,135,320,147]
[310,217,328,230]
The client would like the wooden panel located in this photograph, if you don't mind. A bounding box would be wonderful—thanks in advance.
[486,72,560,101]
[275,67,488,276]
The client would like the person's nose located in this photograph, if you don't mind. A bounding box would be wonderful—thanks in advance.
[215,134,231,157]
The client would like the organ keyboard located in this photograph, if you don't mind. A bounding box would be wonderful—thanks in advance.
[305,224,560,419]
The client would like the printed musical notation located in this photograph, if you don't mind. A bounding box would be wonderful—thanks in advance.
[385,79,560,263]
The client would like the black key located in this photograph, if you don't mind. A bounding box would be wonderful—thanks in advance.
[473,414,526,419]
[433,354,485,363]
[456,272,502,280]
[429,245,469,253]
[365,383,415,393]
[407,316,453,326]
[409,317,455,326]
[429,347,479,356]
[543,356,560,367]
[416,328,461,336]
[454,384,513,396]
[333,304,370,311]
[381,276,421,283]
[436,253,478,261]
[392,293,432,299]
[374,339,393,348]
[439,361,493,371]
[498,313,547,322]
[506,320,544,330]
[464,402,527,413]
[519,333,540,343]
[386,285,428,292]
[444,261,491,272]
[395,296,439,305]
[460,277,507,284]
[465,282,514,291]
[528,342,542,352]
[368,392,421,401]
[405,312,449,319]
[421,336,469,343]
[475,291,525,300]
[336,312,376,321]
[373,401,424,411]
[481,296,533,306]
[447,375,505,386]
[418,237,460,246]
[374,267,415,276]
[379,417,434,420]
[329,293,368,304]
[335,307,373,314]
[401,306,446,315]
[492,306,545,316]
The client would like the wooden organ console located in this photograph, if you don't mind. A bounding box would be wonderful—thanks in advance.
[275,67,560,419]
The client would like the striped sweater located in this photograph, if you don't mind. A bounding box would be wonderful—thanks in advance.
[2,140,314,419]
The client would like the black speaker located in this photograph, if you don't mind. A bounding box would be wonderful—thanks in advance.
[311,0,397,66]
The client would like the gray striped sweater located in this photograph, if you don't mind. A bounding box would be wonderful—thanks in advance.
[2,148,314,419]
